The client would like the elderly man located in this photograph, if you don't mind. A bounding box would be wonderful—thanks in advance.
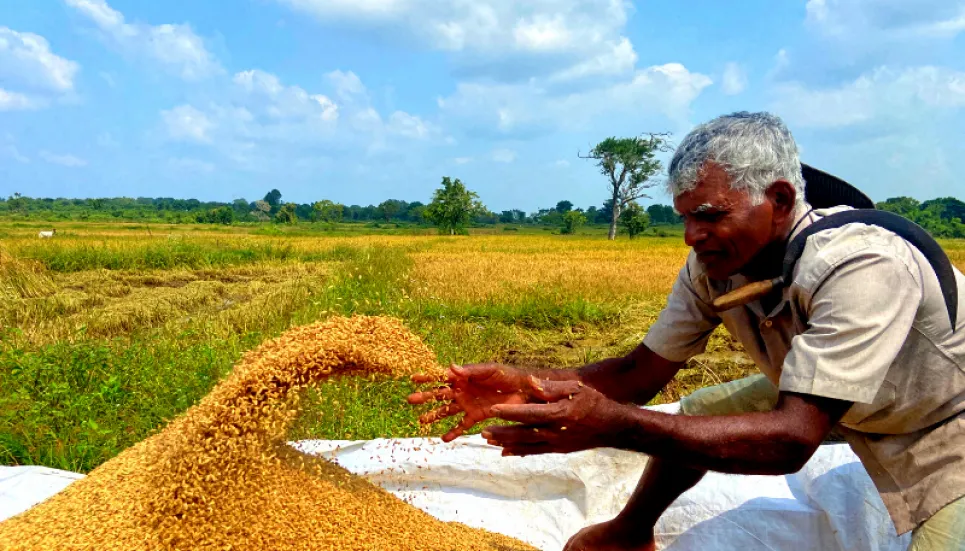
[408,111,965,551]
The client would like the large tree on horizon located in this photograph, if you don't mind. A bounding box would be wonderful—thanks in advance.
[579,133,672,240]
[424,176,484,235]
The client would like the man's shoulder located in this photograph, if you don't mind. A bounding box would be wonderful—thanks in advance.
[793,207,922,293]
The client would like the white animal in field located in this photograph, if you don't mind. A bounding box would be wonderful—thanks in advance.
[38,230,56,238]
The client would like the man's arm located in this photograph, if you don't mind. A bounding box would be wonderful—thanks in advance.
[614,391,851,474]
[485,380,853,475]
[575,344,686,405]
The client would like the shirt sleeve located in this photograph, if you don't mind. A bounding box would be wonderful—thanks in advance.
[779,246,922,404]
[643,252,722,362]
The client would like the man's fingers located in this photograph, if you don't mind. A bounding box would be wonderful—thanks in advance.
[406,387,454,405]
[527,377,583,402]
[411,370,448,384]
[483,425,554,445]
[490,403,562,424]
[418,403,463,425]
[500,443,559,457]
[440,411,481,442]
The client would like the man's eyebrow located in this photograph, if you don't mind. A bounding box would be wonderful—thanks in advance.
[686,202,724,214]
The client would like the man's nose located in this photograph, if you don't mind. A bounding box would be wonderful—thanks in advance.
[684,221,708,247]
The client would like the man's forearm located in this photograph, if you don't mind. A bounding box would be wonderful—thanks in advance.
[611,406,814,475]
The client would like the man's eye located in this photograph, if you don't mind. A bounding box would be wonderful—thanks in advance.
[697,211,725,222]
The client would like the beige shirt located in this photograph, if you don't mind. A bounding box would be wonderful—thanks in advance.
[643,205,965,535]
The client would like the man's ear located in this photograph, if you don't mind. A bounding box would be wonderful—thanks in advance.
[766,180,797,223]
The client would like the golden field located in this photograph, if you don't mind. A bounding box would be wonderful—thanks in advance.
[1,221,963,472]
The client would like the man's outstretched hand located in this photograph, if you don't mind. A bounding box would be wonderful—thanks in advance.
[407,363,537,442]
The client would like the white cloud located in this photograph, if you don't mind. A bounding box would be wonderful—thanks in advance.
[0,27,80,92]
[161,105,214,143]
[387,111,431,138]
[168,157,215,173]
[1,137,30,163]
[157,69,437,171]
[40,151,88,167]
[233,69,339,121]
[327,69,366,100]
[453,156,472,164]
[554,159,570,167]
[806,0,965,38]
[492,148,516,163]
[440,62,712,135]
[513,15,572,52]
[549,37,636,82]
[275,0,635,82]
[721,62,747,95]
[0,27,79,111]
[66,0,221,80]
[0,88,42,111]
[771,66,965,129]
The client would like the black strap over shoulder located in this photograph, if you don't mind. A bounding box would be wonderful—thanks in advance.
[783,209,959,332]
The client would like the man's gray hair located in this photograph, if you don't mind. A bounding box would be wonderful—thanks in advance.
[667,112,806,207]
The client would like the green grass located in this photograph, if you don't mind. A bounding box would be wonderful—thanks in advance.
[0,226,751,474]
[0,243,606,472]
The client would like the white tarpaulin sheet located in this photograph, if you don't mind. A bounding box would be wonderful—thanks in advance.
[0,404,911,550]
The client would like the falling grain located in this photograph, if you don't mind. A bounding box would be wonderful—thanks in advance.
[0,315,536,551]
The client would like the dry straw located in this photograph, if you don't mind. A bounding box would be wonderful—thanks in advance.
[0,315,535,551]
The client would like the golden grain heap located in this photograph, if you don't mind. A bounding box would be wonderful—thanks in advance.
[0,315,535,551]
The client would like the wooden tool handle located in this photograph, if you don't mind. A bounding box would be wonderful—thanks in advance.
[712,279,779,313]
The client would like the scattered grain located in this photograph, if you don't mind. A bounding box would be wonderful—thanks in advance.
[0,315,535,551]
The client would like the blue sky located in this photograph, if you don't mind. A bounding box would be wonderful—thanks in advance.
[1,0,964,212]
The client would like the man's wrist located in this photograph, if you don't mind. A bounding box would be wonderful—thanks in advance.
[605,404,674,453]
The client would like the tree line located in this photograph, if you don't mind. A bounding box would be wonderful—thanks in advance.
[4,187,963,238]
[0,188,681,230]
[3,132,963,239]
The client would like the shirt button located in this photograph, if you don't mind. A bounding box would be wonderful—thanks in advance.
[763,320,773,328]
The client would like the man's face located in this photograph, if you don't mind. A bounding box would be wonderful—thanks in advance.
[673,163,780,280]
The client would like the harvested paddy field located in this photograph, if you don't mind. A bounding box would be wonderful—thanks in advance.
[2,222,963,474]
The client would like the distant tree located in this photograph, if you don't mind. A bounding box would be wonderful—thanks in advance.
[539,210,563,226]
[313,200,344,223]
[264,189,282,208]
[425,176,484,235]
[408,205,427,224]
[647,204,679,225]
[251,200,272,222]
[231,198,249,213]
[254,200,271,214]
[922,197,965,221]
[274,203,298,224]
[295,203,314,221]
[876,197,920,217]
[620,202,651,239]
[585,206,599,222]
[555,200,573,213]
[196,206,235,225]
[474,208,499,225]
[7,193,27,216]
[378,199,404,222]
[579,133,672,239]
[598,199,616,225]
[561,210,587,234]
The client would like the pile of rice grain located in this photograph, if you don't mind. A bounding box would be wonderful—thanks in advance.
[0,315,536,551]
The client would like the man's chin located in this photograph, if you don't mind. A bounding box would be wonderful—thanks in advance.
[700,259,738,281]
